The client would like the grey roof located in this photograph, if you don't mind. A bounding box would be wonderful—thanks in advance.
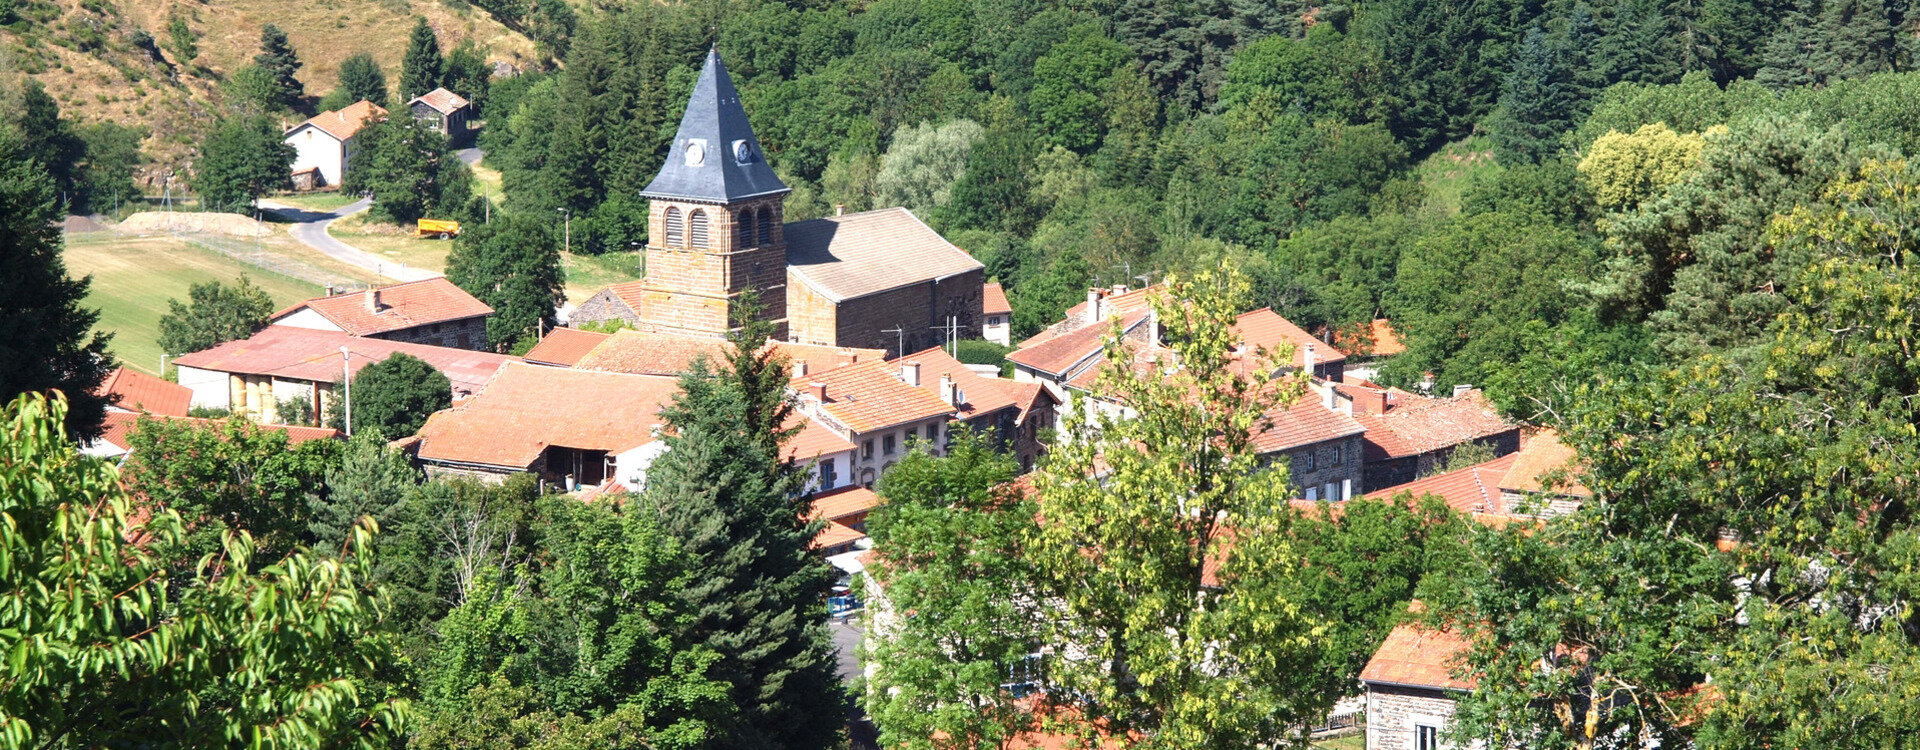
[640,47,790,204]
[785,208,985,302]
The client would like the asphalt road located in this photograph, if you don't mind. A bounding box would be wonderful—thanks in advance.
[832,616,880,750]
[258,197,441,282]
[456,147,485,165]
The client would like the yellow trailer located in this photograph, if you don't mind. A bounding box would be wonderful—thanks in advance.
[416,218,461,239]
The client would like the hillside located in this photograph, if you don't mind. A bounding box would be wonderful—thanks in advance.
[2,0,542,168]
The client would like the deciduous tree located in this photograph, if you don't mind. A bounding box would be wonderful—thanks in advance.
[445,214,564,349]
[349,352,452,438]
[191,115,294,213]
[156,275,274,355]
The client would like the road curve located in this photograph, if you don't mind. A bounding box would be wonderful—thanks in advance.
[259,197,442,283]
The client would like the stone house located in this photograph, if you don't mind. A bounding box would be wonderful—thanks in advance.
[897,346,1057,473]
[270,278,493,351]
[283,100,385,188]
[1361,609,1475,750]
[1252,381,1369,502]
[1340,380,1522,492]
[982,281,1013,346]
[792,358,958,489]
[408,87,471,144]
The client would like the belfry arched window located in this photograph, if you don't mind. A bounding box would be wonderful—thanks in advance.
[757,207,774,246]
[664,207,685,246]
[737,209,758,248]
[689,209,710,248]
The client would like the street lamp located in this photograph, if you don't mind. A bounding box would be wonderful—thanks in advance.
[340,345,353,436]
[557,207,571,254]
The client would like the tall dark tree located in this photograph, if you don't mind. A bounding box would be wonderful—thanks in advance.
[343,115,472,224]
[643,298,843,750]
[253,24,305,109]
[0,136,113,441]
[75,122,145,214]
[1489,25,1578,165]
[443,41,491,112]
[444,215,564,350]
[156,276,274,355]
[347,352,451,439]
[192,115,294,213]
[401,17,445,102]
[336,52,390,107]
[2,79,83,206]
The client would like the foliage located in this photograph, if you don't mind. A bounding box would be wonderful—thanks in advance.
[345,115,473,223]
[445,214,565,349]
[951,338,1011,367]
[337,52,391,108]
[0,393,409,747]
[0,135,113,442]
[192,115,295,213]
[402,17,445,101]
[348,352,451,439]
[156,275,274,355]
[444,41,492,112]
[166,14,196,63]
[641,297,843,749]
[1,78,83,204]
[1577,123,1707,212]
[866,432,1044,748]
[123,413,343,560]
[873,119,984,214]
[74,122,145,213]
[253,24,305,110]
[1029,266,1327,746]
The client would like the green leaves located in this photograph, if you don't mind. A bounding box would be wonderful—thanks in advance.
[191,115,295,214]
[156,275,275,356]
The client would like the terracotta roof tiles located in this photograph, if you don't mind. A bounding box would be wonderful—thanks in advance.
[983,282,1012,315]
[808,485,882,523]
[1365,452,1523,514]
[1498,429,1590,497]
[1249,396,1367,455]
[171,327,516,398]
[1349,387,1518,460]
[1007,309,1150,377]
[96,367,192,417]
[272,278,493,337]
[413,362,682,469]
[96,411,338,453]
[1360,618,1476,691]
[1230,308,1344,370]
[409,87,470,115]
[290,100,386,141]
[895,347,1021,422]
[522,328,611,367]
[795,359,956,434]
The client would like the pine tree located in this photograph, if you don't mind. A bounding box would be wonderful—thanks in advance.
[401,17,445,102]
[1813,0,1898,81]
[1489,25,1576,165]
[336,52,389,107]
[642,297,844,750]
[191,115,294,213]
[444,215,563,350]
[1755,0,1822,89]
[253,24,304,109]
[309,431,420,551]
[0,136,114,441]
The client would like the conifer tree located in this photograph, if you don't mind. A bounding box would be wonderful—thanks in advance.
[1490,25,1576,165]
[401,18,445,101]
[0,135,113,441]
[336,52,390,107]
[642,296,843,750]
[253,24,304,109]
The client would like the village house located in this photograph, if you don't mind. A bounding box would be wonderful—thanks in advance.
[792,358,959,489]
[1360,605,1475,750]
[407,87,471,144]
[982,282,1013,346]
[809,485,882,558]
[1336,318,1406,382]
[83,411,338,461]
[169,326,516,426]
[1255,381,1369,503]
[896,347,1057,472]
[1337,379,1521,492]
[284,100,385,188]
[96,366,192,417]
[568,48,987,356]
[520,327,612,367]
[270,278,493,351]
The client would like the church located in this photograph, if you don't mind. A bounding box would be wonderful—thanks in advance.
[576,47,987,356]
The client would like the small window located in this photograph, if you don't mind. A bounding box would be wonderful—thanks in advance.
[1323,483,1336,502]
[883,434,896,455]
[736,209,757,248]
[862,439,874,459]
[1416,725,1440,750]
[926,424,939,442]
[664,207,685,246]
[689,209,710,248]
[1305,487,1319,502]
[1329,443,1342,466]
[818,460,837,489]
[1301,451,1316,472]
[757,207,773,245]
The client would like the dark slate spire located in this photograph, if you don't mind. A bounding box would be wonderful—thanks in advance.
[640,46,790,203]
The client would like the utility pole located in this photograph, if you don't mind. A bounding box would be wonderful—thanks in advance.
[557,207,571,254]
[882,325,907,358]
[340,346,353,436]
[929,316,961,356]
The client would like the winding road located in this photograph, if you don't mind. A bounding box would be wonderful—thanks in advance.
[257,196,441,282]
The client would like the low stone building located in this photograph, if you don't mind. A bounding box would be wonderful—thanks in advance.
[408,87,471,144]
[1361,608,1474,750]
[1340,380,1521,492]
[1252,382,1368,503]
[270,278,493,351]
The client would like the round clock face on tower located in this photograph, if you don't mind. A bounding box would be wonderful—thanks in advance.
[734,140,754,162]
[685,140,706,166]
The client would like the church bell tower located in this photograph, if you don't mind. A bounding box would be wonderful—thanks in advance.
[637,47,790,339]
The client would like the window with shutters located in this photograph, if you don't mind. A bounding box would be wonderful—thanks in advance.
[689,209,710,248]
[664,207,684,246]
[757,207,773,245]
[736,209,757,248]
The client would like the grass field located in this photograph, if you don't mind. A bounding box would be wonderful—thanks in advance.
[1414,136,1501,216]
[64,233,329,375]
[1313,732,1365,750]
[330,213,459,273]
[564,251,641,305]
[267,191,362,213]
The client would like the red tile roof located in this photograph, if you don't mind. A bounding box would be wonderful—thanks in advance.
[794,359,956,434]
[1369,318,1405,356]
[272,278,493,337]
[414,362,682,469]
[171,327,517,398]
[808,485,882,523]
[983,282,1012,315]
[1498,429,1590,497]
[1249,395,1367,455]
[812,519,866,550]
[1365,452,1523,514]
[1018,284,1166,350]
[522,328,611,367]
[592,281,647,316]
[1349,387,1518,460]
[1230,308,1345,370]
[96,411,338,453]
[785,415,857,461]
[896,347,1021,421]
[409,87,470,114]
[773,341,889,377]
[1360,618,1476,691]
[784,208,984,302]
[1007,309,1150,377]
[291,100,386,141]
[574,330,887,379]
[96,367,192,417]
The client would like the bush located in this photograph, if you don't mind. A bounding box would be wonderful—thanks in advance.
[953,339,1013,367]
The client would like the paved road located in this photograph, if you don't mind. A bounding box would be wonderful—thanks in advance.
[832,616,879,750]
[258,197,441,282]
[456,147,485,166]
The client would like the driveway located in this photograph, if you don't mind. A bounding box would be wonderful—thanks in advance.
[832,616,879,750]
[258,197,441,282]
[456,147,485,166]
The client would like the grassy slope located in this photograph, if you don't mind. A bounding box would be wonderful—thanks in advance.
[1413,135,1501,217]
[65,232,330,374]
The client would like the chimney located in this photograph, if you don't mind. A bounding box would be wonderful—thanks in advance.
[1358,388,1388,415]
[1111,283,1127,296]
[834,203,846,217]
[1148,309,1161,345]
[1452,384,1474,399]
[1087,288,1105,323]
[323,285,334,297]
[1321,380,1337,411]
[1303,343,1317,374]
[939,373,956,406]
[793,360,809,378]
[809,381,827,403]
[900,361,921,387]
[1420,372,1436,395]
[364,287,380,313]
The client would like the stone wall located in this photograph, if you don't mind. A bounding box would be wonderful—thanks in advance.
[571,288,642,328]
[641,197,788,338]
[830,268,986,356]
[371,315,489,350]
[1366,684,1461,750]
[1280,433,1367,501]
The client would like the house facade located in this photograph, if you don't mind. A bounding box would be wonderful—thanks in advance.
[1361,609,1475,750]
[284,101,385,187]
[1342,381,1522,492]
[982,282,1013,346]
[408,87,471,144]
[270,278,493,350]
[792,358,957,488]
[898,347,1057,472]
